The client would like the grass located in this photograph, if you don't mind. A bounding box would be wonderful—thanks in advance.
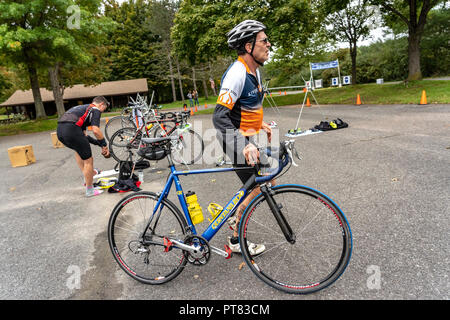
[0,118,59,136]
[158,95,219,110]
[267,80,450,105]
[1,80,448,136]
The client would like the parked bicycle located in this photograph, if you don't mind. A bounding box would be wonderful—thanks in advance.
[108,110,204,165]
[104,94,160,142]
[107,138,352,294]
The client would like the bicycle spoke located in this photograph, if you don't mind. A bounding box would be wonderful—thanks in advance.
[240,185,351,294]
[108,193,188,284]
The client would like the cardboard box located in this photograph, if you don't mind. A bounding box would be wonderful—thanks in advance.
[51,132,64,148]
[8,145,36,167]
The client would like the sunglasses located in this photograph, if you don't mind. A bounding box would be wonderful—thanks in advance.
[255,37,270,44]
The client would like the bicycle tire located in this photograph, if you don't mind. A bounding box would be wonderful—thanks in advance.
[108,191,189,284]
[104,115,136,141]
[152,123,175,138]
[170,129,205,165]
[109,127,144,163]
[239,184,352,294]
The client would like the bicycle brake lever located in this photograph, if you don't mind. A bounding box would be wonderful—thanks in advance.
[286,148,298,167]
[292,145,301,161]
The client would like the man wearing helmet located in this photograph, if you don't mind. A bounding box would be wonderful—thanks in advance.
[213,20,272,255]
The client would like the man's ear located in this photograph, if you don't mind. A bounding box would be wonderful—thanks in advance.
[245,42,252,54]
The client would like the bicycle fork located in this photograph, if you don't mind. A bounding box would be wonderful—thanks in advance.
[260,184,296,244]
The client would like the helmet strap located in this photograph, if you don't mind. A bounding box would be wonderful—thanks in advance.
[246,37,264,66]
[248,38,264,66]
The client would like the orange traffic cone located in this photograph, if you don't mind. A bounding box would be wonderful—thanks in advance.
[356,94,362,105]
[184,105,187,111]
[190,108,194,115]
[284,91,287,95]
[195,105,198,112]
[303,87,307,93]
[419,90,427,105]
[204,103,207,109]
[105,117,109,124]
[306,97,311,107]
[279,90,282,95]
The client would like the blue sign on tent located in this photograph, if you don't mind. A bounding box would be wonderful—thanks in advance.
[311,60,339,70]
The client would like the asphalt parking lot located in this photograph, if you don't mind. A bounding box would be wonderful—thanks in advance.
[1,103,449,301]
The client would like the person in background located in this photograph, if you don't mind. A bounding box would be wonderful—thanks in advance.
[193,89,200,107]
[57,96,110,197]
[187,91,194,108]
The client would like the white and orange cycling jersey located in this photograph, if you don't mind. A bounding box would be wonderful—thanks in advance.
[214,56,264,137]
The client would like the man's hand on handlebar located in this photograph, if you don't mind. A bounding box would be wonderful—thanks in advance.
[243,143,260,167]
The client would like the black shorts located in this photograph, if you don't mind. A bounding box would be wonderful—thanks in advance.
[220,136,256,188]
[57,122,92,160]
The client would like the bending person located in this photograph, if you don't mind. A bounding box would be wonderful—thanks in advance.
[57,96,110,197]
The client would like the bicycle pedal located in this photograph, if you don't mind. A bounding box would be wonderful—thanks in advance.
[163,237,173,252]
[224,245,232,259]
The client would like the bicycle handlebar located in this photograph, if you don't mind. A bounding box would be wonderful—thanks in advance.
[254,140,300,183]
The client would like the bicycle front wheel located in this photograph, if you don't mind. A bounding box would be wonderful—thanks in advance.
[108,191,188,284]
[239,184,352,294]
[171,129,204,165]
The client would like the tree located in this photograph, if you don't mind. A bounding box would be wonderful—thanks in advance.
[324,0,445,80]
[0,0,112,119]
[45,1,114,117]
[0,65,13,104]
[419,7,450,77]
[105,0,162,87]
[146,0,180,102]
[325,0,376,84]
[171,0,317,68]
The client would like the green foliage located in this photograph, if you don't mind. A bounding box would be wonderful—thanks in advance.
[265,4,449,87]
[420,7,450,77]
[105,0,163,87]
[0,0,105,66]
[266,80,450,105]
[0,0,113,118]
[0,66,13,103]
[171,0,317,64]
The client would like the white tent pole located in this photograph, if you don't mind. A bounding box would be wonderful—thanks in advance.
[337,58,342,87]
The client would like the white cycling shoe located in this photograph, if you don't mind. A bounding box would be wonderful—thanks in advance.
[227,237,266,256]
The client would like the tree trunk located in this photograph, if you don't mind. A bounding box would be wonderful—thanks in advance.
[202,78,209,100]
[48,63,66,117]
[175,57,184,102]
[168,53,177,102]
[24,54,46,119]
[407,31,422,80]
[350,43,357,85]
[208,61,217,96]
[192,66,197,91]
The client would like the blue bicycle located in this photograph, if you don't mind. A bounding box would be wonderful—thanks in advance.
[107,138,352,294]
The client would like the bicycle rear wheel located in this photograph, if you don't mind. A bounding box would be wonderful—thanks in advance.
[109,127,143,163]
[108,191,188,284]
[239,184,352,294]
[104,115,136,141]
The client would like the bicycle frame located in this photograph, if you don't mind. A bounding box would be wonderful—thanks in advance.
[148,165,251,241]
[144,150,289,245]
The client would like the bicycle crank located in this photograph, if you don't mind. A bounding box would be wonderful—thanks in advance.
[183,235,211,266]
